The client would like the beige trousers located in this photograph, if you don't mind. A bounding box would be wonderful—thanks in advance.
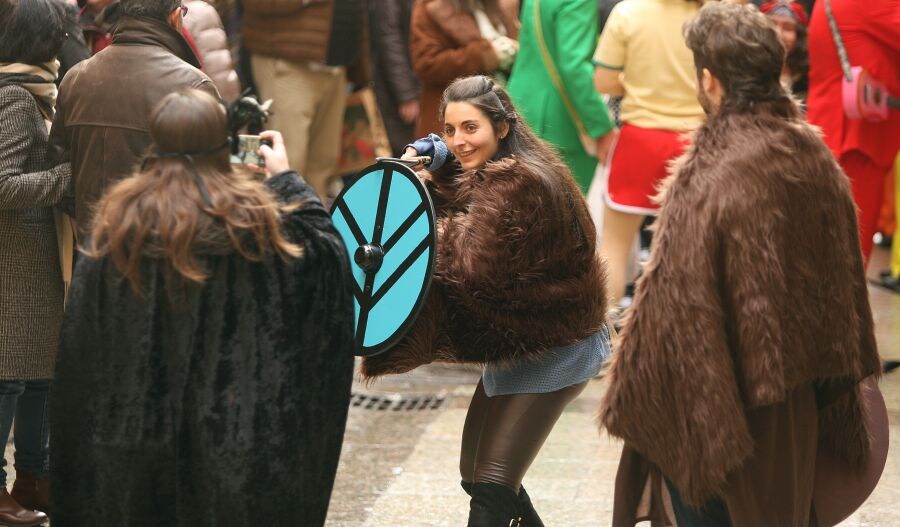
[251,55,347,198]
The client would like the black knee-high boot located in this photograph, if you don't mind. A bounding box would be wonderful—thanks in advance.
[467,482,523,527]
[462,481,542,527]
[461,480,474,496]
[517,486,544,527]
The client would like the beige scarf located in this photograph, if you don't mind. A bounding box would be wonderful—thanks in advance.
[0,61,59,117]
[0,61,75,302]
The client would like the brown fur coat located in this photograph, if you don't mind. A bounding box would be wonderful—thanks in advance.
[599,105,881,516]
[362,155,608,378]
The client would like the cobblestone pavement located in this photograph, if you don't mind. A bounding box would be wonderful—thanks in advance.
[327,247,900,527]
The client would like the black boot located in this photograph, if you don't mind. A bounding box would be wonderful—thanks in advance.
[461,480,474,496]
[517,486,544,527]
[467,482,523,527]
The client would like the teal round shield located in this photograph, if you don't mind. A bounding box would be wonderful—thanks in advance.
[330,161,436,356]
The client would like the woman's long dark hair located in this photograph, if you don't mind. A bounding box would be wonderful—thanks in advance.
[87,89,302,294]
[437,75,597,249]
[438,75,572,181]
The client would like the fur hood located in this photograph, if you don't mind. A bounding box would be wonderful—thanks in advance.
[599,107,881,507]
[362,155,608,378]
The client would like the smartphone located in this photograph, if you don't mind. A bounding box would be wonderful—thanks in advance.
[232,134,273,167]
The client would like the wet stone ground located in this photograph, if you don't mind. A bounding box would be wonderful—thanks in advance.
[4,250,896,526]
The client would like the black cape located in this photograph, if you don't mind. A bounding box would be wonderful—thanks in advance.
[50,172,355,526]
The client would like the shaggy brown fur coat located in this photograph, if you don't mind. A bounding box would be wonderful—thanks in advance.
[362,155,608,377]
[599,103,881,524]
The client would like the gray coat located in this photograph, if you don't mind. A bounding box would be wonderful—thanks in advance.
[0,85,72,379]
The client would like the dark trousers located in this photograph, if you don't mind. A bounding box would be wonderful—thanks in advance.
[459,379,587,491]
[665,478,730,527]
[0,380,51,485]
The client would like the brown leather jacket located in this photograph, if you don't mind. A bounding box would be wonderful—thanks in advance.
[51,15,219,234]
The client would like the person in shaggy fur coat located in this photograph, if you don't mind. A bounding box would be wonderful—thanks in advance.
[50,90,355,526]
[599,3,882,526]
[362,75,610,526]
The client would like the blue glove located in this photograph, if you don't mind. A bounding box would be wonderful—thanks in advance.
[406,133,449,171]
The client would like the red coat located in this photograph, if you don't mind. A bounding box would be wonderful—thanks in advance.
[806,0,900,168]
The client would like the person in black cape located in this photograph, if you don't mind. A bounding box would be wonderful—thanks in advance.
[50,89,355,526]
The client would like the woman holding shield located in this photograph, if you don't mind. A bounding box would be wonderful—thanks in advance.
[362,75,611,527]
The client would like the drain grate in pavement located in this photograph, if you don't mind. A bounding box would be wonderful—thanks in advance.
[351,392,445,411]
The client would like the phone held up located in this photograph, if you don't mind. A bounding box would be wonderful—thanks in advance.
[231,135,273,177]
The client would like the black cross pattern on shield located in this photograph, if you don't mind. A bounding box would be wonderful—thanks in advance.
[330,160,436,356]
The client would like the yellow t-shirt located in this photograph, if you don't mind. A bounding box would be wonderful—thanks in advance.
[594,0,704,131]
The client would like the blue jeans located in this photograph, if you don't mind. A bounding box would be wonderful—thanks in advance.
[0,380,51,485]
[665,478,730,527]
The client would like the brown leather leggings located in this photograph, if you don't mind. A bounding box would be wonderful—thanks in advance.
[459,379,588,490]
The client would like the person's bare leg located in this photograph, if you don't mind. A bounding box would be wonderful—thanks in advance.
[599,205,646,306]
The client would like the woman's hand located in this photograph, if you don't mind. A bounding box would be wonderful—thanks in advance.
[256,130,290,178]
[398,100,420,124]
[403,134,448,171]
[491,36,518,72]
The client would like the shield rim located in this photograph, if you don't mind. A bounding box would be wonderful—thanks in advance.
[330,160,436,357]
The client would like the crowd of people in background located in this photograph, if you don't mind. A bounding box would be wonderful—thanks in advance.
[31,0,898,298]
[0,0,897,525]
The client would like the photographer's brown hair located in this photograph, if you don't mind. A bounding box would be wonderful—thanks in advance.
[87,89,301,294]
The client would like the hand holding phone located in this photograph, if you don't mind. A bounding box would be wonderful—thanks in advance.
[232,135,265,170]
[255,130,289,177]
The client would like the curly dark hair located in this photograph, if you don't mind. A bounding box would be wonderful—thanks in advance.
[684,1,796,118]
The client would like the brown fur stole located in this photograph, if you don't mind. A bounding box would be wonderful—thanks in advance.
[362,156,608,378]
[599,107,881,507]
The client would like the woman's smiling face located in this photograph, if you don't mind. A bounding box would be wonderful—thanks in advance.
[442,102,506,170]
